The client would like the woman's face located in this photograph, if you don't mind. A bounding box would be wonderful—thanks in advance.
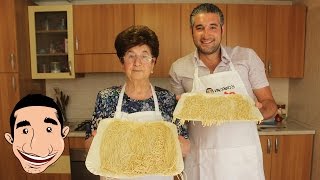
[122,44,155,81]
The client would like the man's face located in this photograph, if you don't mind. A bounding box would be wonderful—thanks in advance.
[5,106,69,174]
[192,12,224,55]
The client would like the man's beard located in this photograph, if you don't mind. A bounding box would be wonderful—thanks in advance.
[197,42,221,55]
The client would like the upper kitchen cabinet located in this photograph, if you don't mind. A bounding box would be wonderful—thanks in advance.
[135,4,181,77]
[227,4,267,62]
[28,5,75,79]
[266,5,306,78]
[0,0,18,72]
[73,4,134,73]
[1,0,45,178]
[181,4,227,57]
[226,4,306,78]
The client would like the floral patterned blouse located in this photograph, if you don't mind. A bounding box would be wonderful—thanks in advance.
[90,86,188,138]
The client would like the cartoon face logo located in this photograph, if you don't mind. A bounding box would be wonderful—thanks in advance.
[206,88,214,93]
[4,94,69,174]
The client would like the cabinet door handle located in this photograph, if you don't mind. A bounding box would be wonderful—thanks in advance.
[75,37,79,51]
[12,75,16,92]
[10,53,15,70]
[268,62,272,74]
[275,137,279,153]
[267,138,272,154]
[68,61,72,76]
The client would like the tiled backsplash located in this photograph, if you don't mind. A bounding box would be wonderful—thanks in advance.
[46,73,289,122]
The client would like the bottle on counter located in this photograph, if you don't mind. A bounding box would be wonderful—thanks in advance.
[275,104,286,122]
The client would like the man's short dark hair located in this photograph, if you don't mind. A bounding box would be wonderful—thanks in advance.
[190,3,224,27]
[9,94,64,139]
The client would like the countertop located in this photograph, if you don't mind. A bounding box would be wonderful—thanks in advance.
[67,120,315,138]
[67,121,88,137]
[257,120,315,135]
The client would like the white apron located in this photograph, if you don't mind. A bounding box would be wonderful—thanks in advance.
[184,61,265,180]
[101,84,173,180]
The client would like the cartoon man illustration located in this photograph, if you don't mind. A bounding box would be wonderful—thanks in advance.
[4,94,70,174]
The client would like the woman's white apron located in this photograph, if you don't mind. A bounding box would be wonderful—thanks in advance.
[184,61,265,180]
[101,84,173,180]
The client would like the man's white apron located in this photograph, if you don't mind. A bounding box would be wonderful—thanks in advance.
[101,84,173,180]
[184,61,265,180]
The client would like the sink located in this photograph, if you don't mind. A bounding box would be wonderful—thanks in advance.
[257,125,286,131]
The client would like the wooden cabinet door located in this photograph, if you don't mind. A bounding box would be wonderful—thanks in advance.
[266,5,306,78]
[227,4,267,63]
[259,135,273,180]
[180,4,226,57]
[73,4,134,54]
[0,73,25,180]
[135,4,181,77]
[0,0,17,72]
[271,135,313,180]
[26,174,71,180]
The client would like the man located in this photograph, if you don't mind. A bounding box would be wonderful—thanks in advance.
[169,3,277,180]
[4,94,69,174]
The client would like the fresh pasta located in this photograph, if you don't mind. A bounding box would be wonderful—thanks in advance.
[173,93,263,126]
[98,119,183,178]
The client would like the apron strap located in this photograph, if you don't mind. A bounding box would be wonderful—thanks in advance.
[115,83,160,117]
[192,61,200,92]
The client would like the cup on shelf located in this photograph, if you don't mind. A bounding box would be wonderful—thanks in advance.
[50,62,61,73]
[39,64,49,73]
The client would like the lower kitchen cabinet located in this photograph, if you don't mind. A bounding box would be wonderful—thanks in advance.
[27,174,71,180]
[260,134,313,180]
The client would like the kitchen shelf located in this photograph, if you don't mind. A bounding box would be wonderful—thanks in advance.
[28,5,74,79]
[37,53,68,56]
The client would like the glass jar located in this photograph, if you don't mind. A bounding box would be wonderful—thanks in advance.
[50,62,61,73]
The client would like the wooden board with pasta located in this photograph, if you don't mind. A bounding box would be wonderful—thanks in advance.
[85,119,184,179]
[173,92,264,126]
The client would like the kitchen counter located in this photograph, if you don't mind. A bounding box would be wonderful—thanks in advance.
[67,120,315,138]
[258,120,315,135]
[66,121,87,137]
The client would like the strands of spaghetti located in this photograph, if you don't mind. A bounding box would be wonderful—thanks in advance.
[99,120,182,177]
[173,93,263,126]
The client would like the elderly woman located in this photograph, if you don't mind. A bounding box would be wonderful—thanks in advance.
[86,25,190,180]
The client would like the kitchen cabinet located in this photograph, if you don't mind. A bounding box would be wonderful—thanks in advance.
[69,137,86,149]
[0,73,25,180]
[28,5,75,79]
[0,1,17,73]
[73,4,134,73]
[135,4,181,77]
[0,0,45,179]
[260,135,313,180]
[227,4,267,63]
[227,4,306,78]
[181,3,227,57]
[266,5,306,78]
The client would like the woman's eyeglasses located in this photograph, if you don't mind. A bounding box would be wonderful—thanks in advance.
[123,53,154,64]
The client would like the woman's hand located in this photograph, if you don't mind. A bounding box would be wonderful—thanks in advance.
[178,135,190,157]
